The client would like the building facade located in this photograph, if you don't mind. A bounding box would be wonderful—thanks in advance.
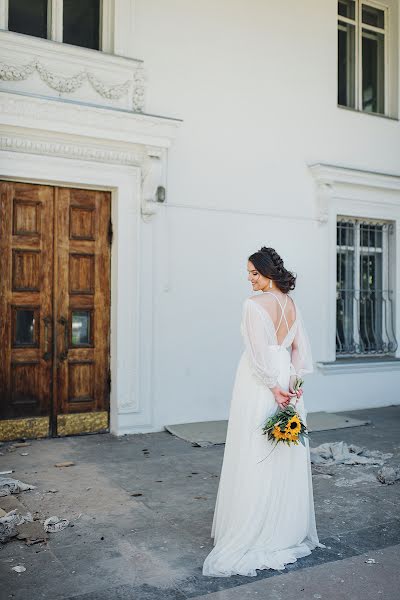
[0,0,399,441]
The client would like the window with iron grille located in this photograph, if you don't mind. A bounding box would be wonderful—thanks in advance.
[336,217,397,357]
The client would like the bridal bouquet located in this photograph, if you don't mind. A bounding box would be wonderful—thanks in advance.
[260,378,308,458]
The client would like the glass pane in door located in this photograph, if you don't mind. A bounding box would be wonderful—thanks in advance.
[15,309,35,346]
[71,311,91,346]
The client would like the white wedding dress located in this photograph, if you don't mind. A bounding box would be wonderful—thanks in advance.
[202,292,325,577]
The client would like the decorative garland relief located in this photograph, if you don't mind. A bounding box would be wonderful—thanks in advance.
[0,58,145,111]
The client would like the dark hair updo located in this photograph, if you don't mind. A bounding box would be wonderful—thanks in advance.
[248,247,296,294]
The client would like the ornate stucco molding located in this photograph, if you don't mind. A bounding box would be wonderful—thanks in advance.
[0,58,144,111]
[0,60,36,80]
[35,61,87,93]
[86,72,131,100]
[0,134,148,166]
[132,66,146,113]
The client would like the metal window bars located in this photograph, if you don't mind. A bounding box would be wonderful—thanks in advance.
[336,217,397,357]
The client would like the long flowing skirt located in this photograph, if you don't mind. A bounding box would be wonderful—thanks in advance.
[202,349,324,577]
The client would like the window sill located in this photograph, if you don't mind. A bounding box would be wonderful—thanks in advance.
[317,358,400,375]
[337,104,398,122]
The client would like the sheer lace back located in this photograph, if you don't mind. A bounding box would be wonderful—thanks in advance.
[249,292,297,347]
[240,293,313,389]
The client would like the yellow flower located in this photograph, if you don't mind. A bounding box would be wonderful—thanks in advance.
[285,415,301,436]
[272,425,284,440]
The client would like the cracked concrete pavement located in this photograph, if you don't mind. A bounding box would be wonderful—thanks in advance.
[0,405,399,599]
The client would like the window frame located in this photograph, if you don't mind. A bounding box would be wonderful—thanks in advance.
[338,0,389,116]
[310,163,400,371]
[336,216,396,358]
[1,0,113,52]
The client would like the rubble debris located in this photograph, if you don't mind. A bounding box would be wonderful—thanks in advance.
[54,461,75,468]
[17,521,48,545]
[376,466,400,485]
[0,477,36,497]
[0,509,33,543]
[43,516,69,532]
[12,565,26,573]
[46,489,58,494]
[0,494,27,514]
[0,470,14,475]
[310,441,392,466]
[365,558,376,564]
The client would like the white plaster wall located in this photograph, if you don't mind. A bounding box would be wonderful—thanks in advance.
[131,0,400,427]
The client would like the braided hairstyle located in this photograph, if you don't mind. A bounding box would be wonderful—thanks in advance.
[248,247,296,294]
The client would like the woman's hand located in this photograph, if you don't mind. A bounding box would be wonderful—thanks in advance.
[270,385,296,410]
[289,375,303,404]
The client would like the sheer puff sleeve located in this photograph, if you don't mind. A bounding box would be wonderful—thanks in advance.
[241,298,280,389]
[290,303,313,378]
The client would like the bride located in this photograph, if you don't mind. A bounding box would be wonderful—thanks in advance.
[202,246,325,578]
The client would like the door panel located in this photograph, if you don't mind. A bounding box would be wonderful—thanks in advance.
[0,182,53,424]
[0,182,111,441]
[54,188,110,435]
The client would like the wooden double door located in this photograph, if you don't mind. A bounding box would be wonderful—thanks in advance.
[0,182,111,440]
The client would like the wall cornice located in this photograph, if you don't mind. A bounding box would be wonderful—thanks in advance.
[0,91,181,148]
[309,163,400,225]
[309,163,400,192]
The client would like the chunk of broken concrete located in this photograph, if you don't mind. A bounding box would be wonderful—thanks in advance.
[0,509,33,543]
[310,441,392,466]
[43,516,69,532]
[0,477,35,497]
[17,521,48,545]
[376,465,400,485]
[0,495,28,515]
[12,565,26,573]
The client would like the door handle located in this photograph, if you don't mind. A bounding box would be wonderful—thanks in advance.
[43,316,52,360]
[58,316,69,362]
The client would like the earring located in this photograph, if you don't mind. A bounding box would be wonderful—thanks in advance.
[269,279,273,289]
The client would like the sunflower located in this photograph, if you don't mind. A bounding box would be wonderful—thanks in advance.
[285,415,302,436]
[272,425,285,440]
